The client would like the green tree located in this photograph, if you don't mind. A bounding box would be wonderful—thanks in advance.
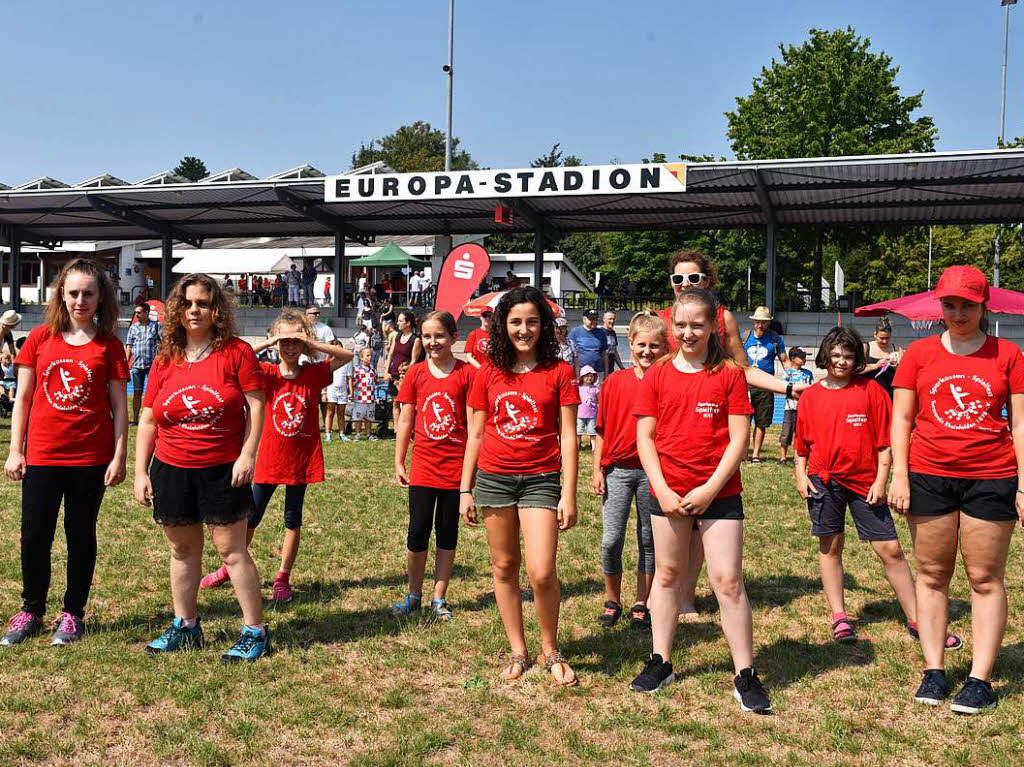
[725,27,937,308]
[350,121,476,173]
[173,156,208,181]
[532,143,582,168]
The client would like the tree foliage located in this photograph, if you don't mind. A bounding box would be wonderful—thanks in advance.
[351,121,476,173]
[173,156,208,182]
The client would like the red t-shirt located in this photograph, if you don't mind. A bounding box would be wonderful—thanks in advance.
[467,360,580,475]
[464,328,491,366]
[656,303,727,353]
[595,367,645,470]
[143,337,263,468]
[396,360,476,489]
[892,334,1024,478]
[794,377,891,497]
[633,360,752,499]
[255,361,333,485]
[15,325,129,466]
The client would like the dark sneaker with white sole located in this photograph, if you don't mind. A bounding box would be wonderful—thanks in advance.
[914,669,949,706]
[951,677,997,715]
[734,667,772,714]
[50,612,85,646]
[0,611,44,647]
[629,653,674,693]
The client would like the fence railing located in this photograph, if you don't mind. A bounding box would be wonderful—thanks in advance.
[560,290,671,313]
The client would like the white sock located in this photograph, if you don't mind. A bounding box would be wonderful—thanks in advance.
[182,617,197,628]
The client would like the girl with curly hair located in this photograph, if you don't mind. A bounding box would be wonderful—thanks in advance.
[133,274,270,662]
[200,308,352,602]
[2,259,128,648]
[460,286,581,685]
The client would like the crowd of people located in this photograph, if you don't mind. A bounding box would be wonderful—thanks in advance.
[0,253,1021,717]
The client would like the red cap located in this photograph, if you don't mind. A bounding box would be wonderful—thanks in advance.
[935,265,990,303]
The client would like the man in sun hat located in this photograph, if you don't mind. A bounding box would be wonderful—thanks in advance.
[1,310,22,356]
[743,306,790,463]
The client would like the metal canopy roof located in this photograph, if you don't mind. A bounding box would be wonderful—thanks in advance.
[3,149,1024,249]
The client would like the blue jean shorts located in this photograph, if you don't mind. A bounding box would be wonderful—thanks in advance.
[577,416,596,436]
[130,368,149,394]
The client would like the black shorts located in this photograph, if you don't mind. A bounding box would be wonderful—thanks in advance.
[807,476,897,542]
[779,410,797,447]
[652,493,744,520]
[749,388,774,429]
[150,457,253,527]
[909,472,1018,522]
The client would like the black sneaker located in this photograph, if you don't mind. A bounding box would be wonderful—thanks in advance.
[0,611,44,647]
[914,669,949,706]
[733,667,772,714]
[951,677,997,715]
[629,653,675,693]
[50,612,85,646]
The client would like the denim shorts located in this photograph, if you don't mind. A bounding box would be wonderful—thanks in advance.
[474,470,561,510]
[130,368,149,395]
[806,476,897,541]
[577,416,596,436]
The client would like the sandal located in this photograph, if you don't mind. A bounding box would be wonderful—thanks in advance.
[500,653,531,681]
[832,618,858,643]
[749,457,762,464]
[390,593,422,618]
[539,650,579,687]
[629,604,651,629]
[907,623,963,650]
[430,598,453,622]
[598,600,622,628]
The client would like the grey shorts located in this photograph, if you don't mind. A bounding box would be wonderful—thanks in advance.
[350,403,374,421]
[475,470,561,510]
[807,476,897,541]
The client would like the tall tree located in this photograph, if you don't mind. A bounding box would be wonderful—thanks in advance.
[173,156,208,181]
[725,27,937,308]
[351,121,476,173]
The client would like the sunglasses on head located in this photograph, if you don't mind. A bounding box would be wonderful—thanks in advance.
[671,272,707,286]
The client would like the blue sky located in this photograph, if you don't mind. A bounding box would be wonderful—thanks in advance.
[0,0,1020,185]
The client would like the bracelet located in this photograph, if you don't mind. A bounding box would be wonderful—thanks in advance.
[460,490,473,495]
[786,383,794,398]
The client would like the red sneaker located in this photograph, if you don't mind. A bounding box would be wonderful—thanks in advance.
[272,580,292,603]
[200,565,230,590]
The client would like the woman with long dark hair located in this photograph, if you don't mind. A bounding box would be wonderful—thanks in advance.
[134,273,269,662]
[460,286,581,685]
[2,259,128,647]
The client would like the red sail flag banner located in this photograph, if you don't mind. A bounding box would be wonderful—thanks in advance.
[435,244,491,320]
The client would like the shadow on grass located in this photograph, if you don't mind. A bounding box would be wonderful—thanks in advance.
[561,620,722,675]
[272,606,402,648]
[856,596,971,628]
[673,636,877,691]
[743,573,864,609]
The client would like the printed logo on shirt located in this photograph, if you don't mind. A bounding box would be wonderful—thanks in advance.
[846,413,867,427]
[928,374,993,431]
[422,391,459,441]
[747,344,768,363]
[695,401,720,418]
[493,390,540,441]
[475,337,491,356]
[271,391,309,437]
[42,359,93,412]
[160,384,226,430]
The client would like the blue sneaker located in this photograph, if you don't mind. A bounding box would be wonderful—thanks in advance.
[390,593,422,618]
[146,617,205,654]
[221,625,271,663]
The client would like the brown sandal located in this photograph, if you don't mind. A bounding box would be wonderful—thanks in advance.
[539,651,579,687]
[500,653,531,681]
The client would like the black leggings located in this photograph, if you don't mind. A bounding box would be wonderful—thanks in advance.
[249,483,307,530]
[21,464,107,619]
[407,486,460,552]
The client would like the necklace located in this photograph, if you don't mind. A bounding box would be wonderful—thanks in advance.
[185,341,213,369]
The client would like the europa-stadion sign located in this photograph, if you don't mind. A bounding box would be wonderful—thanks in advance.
[324,163,686,203]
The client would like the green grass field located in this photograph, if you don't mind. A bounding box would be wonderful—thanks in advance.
[0,424,1022,767]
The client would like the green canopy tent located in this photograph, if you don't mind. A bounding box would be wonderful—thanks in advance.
[348,242,431,306]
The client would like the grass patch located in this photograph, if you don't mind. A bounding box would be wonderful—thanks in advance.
[0,425,1021,765]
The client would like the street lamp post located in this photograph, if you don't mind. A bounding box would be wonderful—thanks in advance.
[443,0,455,172]
[996,0,1016,289]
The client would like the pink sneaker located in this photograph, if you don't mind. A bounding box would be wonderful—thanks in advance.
[200,565,230,590]
[272,580,292,603]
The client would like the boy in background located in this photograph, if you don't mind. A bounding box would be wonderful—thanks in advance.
[779,346,813,464]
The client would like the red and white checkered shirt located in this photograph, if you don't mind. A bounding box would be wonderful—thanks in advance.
[351,364,377,404]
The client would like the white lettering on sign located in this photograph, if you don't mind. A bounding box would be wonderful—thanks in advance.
[453,252,475,280]
[325,163,687,203]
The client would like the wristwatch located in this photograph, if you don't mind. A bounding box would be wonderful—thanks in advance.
[785,383,794,398]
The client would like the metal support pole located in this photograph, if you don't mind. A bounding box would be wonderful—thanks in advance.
[444,0,455,171]
[765,222,777,312]
[334,232,346,325]
[533,230,544,295]
[927,227,933,289]
[10,231,22,312]
[160,235,173,300]
[1002,2,1013,145]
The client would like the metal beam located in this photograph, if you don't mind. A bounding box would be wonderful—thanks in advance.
[10,234,21,312]
[334,233,346,324]
[533,230,545,295]
[0,222,61,250]
[500,197,560,243]
[274,188,373,246]
[160,236,174,301]
[86,194,204,248]
[765,221,777,313]
[752,170,778,227]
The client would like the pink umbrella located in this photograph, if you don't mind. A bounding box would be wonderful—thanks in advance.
[855,286,1024,320]
[464,290,565,318]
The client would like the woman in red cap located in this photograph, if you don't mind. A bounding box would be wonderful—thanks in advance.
[889,265,1024,714]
